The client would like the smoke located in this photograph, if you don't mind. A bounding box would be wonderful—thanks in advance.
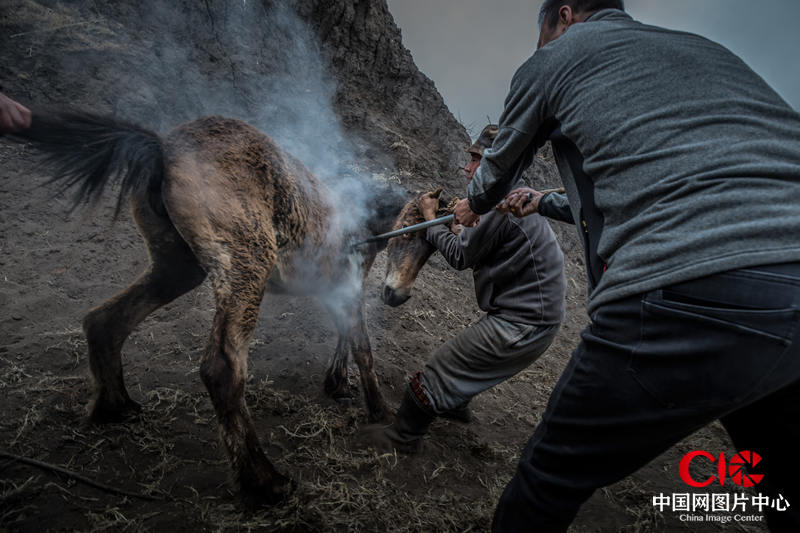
[57,0,401,319]
[250,1,381,237]
[239,1,397,320]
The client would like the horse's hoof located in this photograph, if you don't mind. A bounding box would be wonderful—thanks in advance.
[89,396,142,424]
[324,375,358,408]
[323,375,351,398]
[240,472,295,508]
[331,392,358,408]
[332,395,354,407]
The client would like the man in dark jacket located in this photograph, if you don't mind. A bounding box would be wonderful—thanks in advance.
[454,1,800,531]
[381,125,566,454]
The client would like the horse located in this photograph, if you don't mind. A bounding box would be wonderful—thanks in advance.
[9,111,406,505]
[381,188,457,307]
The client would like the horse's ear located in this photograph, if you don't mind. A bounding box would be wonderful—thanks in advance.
[437,196,459,216]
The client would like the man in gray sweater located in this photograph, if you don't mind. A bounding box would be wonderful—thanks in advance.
[454,1,800,531]
[380,125,566,454]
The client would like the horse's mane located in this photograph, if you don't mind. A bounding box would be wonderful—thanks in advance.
[363,179,409,236]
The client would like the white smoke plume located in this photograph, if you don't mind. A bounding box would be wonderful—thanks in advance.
[54,0,402,319]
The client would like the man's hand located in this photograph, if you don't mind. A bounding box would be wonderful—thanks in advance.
[454,198,480,227]
[501,187,542,218]
[417,192,439,221]
[0,93,32,134]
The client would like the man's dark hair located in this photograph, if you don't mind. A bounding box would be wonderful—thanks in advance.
[538,0,624,29]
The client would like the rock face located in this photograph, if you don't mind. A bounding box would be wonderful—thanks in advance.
[1,0,470,190]
[0,0,583,335]
[0,5,749,532]
[295,0,470,184]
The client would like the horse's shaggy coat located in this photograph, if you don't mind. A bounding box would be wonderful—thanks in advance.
[382,189,457,307]
[12,112,404,504]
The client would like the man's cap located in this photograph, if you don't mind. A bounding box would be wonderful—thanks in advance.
[466,124,499,156]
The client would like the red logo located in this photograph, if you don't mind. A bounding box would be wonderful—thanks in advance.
[679,450,764,488]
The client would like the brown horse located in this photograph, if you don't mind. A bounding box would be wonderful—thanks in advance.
[10,112,405,505]
[382,189,457,307]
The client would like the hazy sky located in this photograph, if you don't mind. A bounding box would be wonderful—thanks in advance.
[387,0,800,137]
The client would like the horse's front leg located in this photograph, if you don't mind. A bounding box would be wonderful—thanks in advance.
[323,332,353,403]
[349,301,390,423]
[322,251,377,404]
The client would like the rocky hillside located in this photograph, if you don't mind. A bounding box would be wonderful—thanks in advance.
[295,0,471,182]
[1,0,469,190]
[0,2,752,532]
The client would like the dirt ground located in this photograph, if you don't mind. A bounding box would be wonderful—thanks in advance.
[0,136,771,533]
[0,1,775,531]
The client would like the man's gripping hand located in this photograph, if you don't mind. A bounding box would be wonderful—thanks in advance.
[501,187,542,218]
[0,93,32,135]
[417,192,439,222]
[454,198,480,227]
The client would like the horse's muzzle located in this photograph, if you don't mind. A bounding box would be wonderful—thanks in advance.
[382,285,411,307]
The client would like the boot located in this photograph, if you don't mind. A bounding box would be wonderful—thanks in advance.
[384,386,435,454]
[440,403,473,424]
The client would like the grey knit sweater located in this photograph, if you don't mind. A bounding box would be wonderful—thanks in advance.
[468,9,800,313]
[426,198,565,326]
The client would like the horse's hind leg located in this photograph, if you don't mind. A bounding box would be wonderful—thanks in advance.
[84,197,206,423]
[200,256,292,506]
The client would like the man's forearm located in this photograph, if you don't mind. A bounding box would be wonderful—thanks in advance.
[426,225,471,270]
[0,92,32,134]
[467,127,535,214]
[426,210,504,270]
[538,192,574,224]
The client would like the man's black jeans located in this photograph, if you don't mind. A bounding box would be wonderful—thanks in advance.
[493,263,800,532]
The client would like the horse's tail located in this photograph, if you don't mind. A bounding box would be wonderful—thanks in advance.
[10,110,165,217]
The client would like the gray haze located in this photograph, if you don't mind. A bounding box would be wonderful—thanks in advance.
[387,0,800,137]
[102,0,379,320]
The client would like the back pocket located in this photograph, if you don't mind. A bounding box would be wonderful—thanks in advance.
[628,285,798,410]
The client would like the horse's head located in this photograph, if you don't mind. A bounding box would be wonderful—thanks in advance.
[382,188,456,306]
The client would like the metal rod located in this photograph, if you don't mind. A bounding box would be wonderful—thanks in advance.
[353,214,455,246]
[352,187,565,248]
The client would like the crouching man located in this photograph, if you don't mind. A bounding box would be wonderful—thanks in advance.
[378,125,567,453]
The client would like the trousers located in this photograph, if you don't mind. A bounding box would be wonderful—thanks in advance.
[493,262,800,532]
[419,314,559,413]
